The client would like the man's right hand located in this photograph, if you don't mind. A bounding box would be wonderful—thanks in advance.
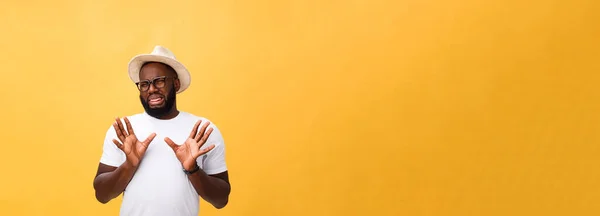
[112,117,156,168]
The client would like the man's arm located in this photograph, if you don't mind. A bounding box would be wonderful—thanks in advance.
[187,170,231,209]
[93,163,137,203]
[92,163,138,204]
[93,118,153,204]
[166,119,231,209]
[189,122,231,209]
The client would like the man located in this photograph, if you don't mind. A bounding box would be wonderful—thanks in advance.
[93,45,231,216]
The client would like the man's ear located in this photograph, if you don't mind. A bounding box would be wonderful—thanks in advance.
[174,78,181,92]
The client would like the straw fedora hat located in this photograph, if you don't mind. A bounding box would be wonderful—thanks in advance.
[128,45,191,94]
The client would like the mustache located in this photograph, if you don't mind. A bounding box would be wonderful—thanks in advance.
[147,94,165,100]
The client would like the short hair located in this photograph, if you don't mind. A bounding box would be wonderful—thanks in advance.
[140,61,178,78]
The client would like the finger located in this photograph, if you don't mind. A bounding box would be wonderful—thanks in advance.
[198,128,214,148]
[113,122,126,143]
[124,117,135,136]
[194,144,215,158]
[189,120,202,139]
[115,117,128,137]
[112,139,124,150]
[195,122,211,143]
[164,137,179,151]
[141,133,157,148]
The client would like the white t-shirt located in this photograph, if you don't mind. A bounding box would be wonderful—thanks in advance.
[99,111,228,216]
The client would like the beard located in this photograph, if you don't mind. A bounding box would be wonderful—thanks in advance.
[140,87,177,119]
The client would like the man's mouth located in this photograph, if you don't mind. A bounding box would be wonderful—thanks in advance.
[148,95,164,106]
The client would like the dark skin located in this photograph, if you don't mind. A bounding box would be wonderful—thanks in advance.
[92,62,231,209]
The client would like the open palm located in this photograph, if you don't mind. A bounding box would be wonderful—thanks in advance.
[112,117,156,168]
[165,120,215,171]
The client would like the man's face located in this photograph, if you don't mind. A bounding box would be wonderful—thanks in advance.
[137,62,180,118]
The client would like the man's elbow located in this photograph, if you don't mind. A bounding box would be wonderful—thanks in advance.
[213,198,229,209]
[215,187,231,209]
[95,195,110,204]
[94,190,113,204]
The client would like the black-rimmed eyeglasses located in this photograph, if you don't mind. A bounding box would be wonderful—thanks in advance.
[135,76,175,92]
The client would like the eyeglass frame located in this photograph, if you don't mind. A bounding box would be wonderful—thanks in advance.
[135,76,177,92]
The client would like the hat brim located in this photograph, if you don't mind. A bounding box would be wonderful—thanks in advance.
[128,54,191,94]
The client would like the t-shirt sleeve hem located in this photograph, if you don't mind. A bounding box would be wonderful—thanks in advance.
[203,166,228,175]
[99,158,122,168]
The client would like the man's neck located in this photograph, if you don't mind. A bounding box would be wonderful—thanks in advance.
[147,105,180,120]
[158,108,180,120]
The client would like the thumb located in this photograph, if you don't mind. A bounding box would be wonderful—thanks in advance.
[141,133,157,147]
[164,137,178,151]
[194,144,215,159]
[193,151,203,159]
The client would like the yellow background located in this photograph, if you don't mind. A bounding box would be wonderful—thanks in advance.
[1,0,599,215]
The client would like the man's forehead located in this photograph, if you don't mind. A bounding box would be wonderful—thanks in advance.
[139,62,172,78]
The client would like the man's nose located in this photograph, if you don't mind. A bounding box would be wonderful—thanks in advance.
[148,83,158,93]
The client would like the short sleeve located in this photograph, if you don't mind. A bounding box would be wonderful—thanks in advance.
[99,125,126,167]
[197,123,228,175]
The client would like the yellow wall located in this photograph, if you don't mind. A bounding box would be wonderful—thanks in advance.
[1,0,599,215]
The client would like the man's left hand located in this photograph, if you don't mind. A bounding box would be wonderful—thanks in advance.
[165,120,215,171]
